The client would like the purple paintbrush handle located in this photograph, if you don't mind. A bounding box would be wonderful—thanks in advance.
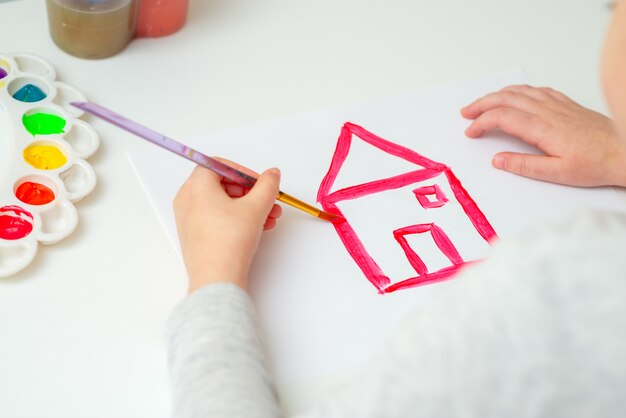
[72,102,258,188]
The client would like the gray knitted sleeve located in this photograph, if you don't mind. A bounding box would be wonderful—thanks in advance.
[167,283,282,418]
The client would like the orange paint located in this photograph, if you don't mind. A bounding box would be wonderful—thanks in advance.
[16,182,56,205]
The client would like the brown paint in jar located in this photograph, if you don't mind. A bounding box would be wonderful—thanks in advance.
[46,0,138,59]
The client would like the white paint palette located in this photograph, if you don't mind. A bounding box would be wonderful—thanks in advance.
[0,53,99,277]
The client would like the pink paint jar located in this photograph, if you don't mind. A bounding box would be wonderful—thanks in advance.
[135,0,189,37]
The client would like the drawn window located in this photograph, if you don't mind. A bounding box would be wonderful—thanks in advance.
[413,184,448,209]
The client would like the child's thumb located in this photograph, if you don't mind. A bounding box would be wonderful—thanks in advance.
[248,168,281,212]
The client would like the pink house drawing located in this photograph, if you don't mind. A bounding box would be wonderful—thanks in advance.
[317,122,498,294]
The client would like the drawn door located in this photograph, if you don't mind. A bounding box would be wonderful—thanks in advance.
[393,222,464,279]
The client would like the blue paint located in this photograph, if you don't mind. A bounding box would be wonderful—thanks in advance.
[0,68,7,80]
[12,84,47,103]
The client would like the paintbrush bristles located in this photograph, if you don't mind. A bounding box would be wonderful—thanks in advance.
[318,210,345,223]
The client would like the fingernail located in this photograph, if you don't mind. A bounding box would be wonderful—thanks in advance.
[465,126,478,138]
[492,155,506,169]
[268,168,281,180]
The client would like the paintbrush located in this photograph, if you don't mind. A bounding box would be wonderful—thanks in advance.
[71,102,342,222]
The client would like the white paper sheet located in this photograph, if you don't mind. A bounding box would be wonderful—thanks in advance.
[129,69,625,384]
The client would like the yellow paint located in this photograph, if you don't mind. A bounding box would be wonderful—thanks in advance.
[23,144,67,170]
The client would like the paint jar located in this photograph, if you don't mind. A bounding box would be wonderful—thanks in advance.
[46,0,138,59]
[135,0,189,38]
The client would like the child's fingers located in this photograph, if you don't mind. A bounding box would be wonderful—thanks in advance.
[501,85,576,108]
[539,87,575,104]
[500,85,554,102]
[262,206,282,231]
[263,217,278,231]
[224,183,246,198]
[461,91,540,119]
[213,157,260,179]
[223,188,285,206]
[492,152,565,183]
[268,204,282,219]
[186,165,226,195]
[465,107,540,144]
[246,168,281,212]
[208,157,266,199]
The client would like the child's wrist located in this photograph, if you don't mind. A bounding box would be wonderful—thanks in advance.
[188,276,248,294]
[186,264,249,294]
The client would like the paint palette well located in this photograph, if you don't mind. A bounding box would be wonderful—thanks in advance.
[0,53,99,277]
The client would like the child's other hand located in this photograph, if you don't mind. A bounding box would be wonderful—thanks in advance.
[462,85,626,187]
[173,161,282,293]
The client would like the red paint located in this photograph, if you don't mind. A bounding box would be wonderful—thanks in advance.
[317,122,498,294]
[393,223,464,276]
[325,169,441,204]
[383,265,466,293]
[0,206,34,240]
[444,170,498,243]
[393,225,430,276]
[323,201,391,291]
[413,184,448,208]
[15,181,56,205]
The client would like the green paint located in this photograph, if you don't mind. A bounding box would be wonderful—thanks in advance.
[22,113,66,136]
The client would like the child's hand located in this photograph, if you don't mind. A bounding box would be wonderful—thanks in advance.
[173,161,282,293]
[462,85,626,187]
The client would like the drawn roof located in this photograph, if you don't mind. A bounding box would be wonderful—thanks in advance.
[317,122,449,203]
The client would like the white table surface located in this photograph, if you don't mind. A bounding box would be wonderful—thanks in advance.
[0,1,616,417]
